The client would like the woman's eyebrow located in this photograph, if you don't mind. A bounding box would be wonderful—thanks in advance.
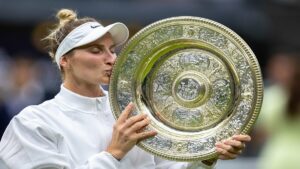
[110,44,116,49]
[77,43,115,50]
[77,43,103,49]
[89,44,104,48]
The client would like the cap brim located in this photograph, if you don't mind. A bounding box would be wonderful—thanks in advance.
[75,22,129,48]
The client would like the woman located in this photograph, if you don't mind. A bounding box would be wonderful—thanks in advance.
[0,9,250,169]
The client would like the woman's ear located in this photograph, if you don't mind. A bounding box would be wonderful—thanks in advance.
[60,56,70,70]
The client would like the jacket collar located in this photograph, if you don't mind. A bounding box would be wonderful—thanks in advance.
[55,85,108,115]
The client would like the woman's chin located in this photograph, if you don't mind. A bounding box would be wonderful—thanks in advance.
[99,79,110,85]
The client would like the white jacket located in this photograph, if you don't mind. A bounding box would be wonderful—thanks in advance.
[0,85,215,169]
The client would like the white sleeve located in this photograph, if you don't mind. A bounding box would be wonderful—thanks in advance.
[0,116,120,169]
[154,156,217,169]
[186,161,217,169]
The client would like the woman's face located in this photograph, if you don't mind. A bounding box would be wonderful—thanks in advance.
[62,33,116,86]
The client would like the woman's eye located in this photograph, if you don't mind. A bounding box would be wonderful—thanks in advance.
[90,47,102,53]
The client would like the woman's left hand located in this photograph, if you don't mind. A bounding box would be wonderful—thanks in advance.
[215,134,251,160]
[201,134,251,166]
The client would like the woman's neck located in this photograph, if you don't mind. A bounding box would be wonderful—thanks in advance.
[63,81,104,97]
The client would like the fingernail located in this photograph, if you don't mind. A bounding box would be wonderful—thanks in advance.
[232,135,239,139]
[215,147,222,153]
[130,102,135,107]
[147,118,151,123]
[127,102,133,109]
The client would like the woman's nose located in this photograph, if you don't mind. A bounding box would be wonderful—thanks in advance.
[106,51,117,66]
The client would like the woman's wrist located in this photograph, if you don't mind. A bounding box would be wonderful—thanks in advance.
[105,148,124,161]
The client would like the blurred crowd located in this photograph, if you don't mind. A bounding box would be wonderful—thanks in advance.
[255,49,300,169]
[0,48,61,137]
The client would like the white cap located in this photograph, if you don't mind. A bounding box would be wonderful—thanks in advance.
[55,21,129,68]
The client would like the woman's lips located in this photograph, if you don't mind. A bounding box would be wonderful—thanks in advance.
[105,70,112,76]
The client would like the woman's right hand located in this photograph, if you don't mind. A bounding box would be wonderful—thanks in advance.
[106,102,157,160]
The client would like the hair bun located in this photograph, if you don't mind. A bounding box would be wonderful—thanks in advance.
[56,9,77,26]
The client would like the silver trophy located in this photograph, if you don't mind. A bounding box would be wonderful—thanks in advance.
[109,16,263,161]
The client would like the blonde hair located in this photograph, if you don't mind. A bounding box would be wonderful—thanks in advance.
[44,8,97,63]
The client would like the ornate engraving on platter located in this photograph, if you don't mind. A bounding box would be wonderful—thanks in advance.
[109,16,263,161]
[146,49,234,131]
[198,27,228,48]
[176,78,201,101]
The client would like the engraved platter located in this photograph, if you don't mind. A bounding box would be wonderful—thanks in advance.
[109,16,263,161]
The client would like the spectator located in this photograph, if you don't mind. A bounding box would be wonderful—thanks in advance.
[257,51,300,169]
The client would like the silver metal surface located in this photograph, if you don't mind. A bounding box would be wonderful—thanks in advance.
[109,16,263,161]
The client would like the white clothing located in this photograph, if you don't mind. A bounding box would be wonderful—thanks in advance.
[0,85,215,169]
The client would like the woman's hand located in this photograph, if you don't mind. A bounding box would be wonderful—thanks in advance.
[216,134,251,160]
[106,103,157,160]
[202,134,251,165]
